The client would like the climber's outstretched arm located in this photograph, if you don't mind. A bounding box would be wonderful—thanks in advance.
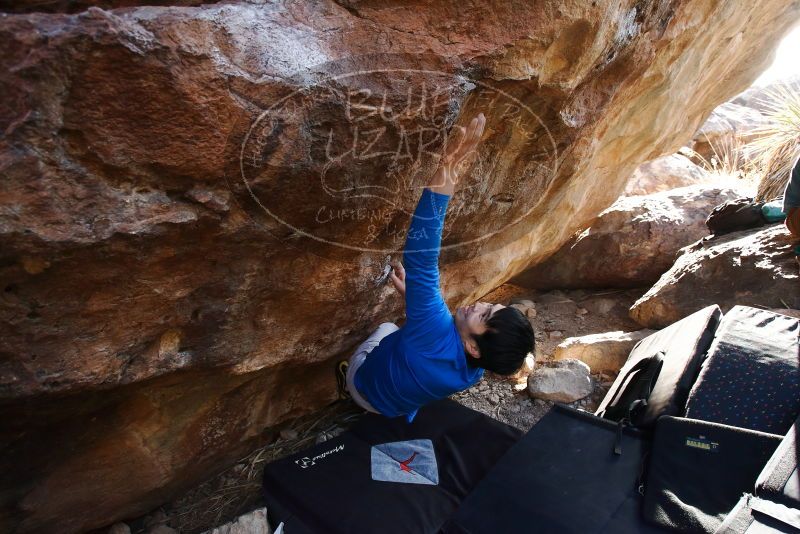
[396,113,485,334]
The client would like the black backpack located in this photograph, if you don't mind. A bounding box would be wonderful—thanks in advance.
[706,197,766,236]
[598,352,664,427]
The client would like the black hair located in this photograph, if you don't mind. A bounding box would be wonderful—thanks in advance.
[469,306,535,375]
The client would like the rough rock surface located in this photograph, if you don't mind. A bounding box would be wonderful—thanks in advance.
[0,0,209,14]
[527,359,593,403]
[630,225,800,328]
[553,330,655,373]
[1,1,798,532]
[624,154,711,196]
[513,185,744,289]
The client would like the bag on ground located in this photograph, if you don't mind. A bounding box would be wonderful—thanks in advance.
[596,305,722,429]
[643,416,782,533]
[706,197,766,235]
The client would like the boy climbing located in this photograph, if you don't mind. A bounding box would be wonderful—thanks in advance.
[338,112,536,422]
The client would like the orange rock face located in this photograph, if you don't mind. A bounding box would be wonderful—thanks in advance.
[1,1,798,531]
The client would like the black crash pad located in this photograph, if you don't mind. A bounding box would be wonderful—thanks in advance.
[685,306,800,435]
[596,304,722,429]
[261,399,522,534]
[442,405,666,534]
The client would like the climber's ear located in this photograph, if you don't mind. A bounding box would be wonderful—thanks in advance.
[464,338,481,359]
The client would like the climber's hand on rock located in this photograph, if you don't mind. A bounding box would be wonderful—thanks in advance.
[389,260,406,297]
[429,112,486,196]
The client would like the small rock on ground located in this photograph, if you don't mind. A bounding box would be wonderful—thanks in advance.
[527,359,593,403]
[582,298,616,315]
[108,523,131,534]
[203,507,270,534]
[279,429,298,441]
[510,302,537,319]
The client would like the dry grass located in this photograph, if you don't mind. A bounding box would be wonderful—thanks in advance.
[678,136,758,194]
[744,82,800,202]
[682,81,800,200]
[139,401,364,534]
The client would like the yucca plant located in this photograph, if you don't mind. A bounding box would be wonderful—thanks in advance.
[743,82,800,202]
[679,135,758,193]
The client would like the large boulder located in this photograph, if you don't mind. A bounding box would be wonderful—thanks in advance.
[624,154,711,196]
[0,0,207,13]
[512,185,744,290]
[630,225,800,328]
[554,330,655,373]
[1,1,798,532]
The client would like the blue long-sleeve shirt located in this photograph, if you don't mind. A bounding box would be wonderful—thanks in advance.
[354,188,483,422]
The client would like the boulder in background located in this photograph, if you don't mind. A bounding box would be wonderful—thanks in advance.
[553,329,656,373]
[513,185,744,289]
[630,225,800,328]
[624,154,711,196]
[691,102,769,160]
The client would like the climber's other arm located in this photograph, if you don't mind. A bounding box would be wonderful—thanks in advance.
[401,113,486,330]
[389,259,406,298]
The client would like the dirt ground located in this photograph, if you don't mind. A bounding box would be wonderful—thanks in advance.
[127,284,649,534]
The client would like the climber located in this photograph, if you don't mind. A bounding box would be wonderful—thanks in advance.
[336,113,535,422]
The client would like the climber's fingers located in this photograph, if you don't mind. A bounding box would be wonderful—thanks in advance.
[391,260,405,280]
[389,271,406,295]
[442,125,467,165]
[454,113,485,162]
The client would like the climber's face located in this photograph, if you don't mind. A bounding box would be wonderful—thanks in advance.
[455,302,505,357]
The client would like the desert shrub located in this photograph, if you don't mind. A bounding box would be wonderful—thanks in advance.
[743,82,800,201]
